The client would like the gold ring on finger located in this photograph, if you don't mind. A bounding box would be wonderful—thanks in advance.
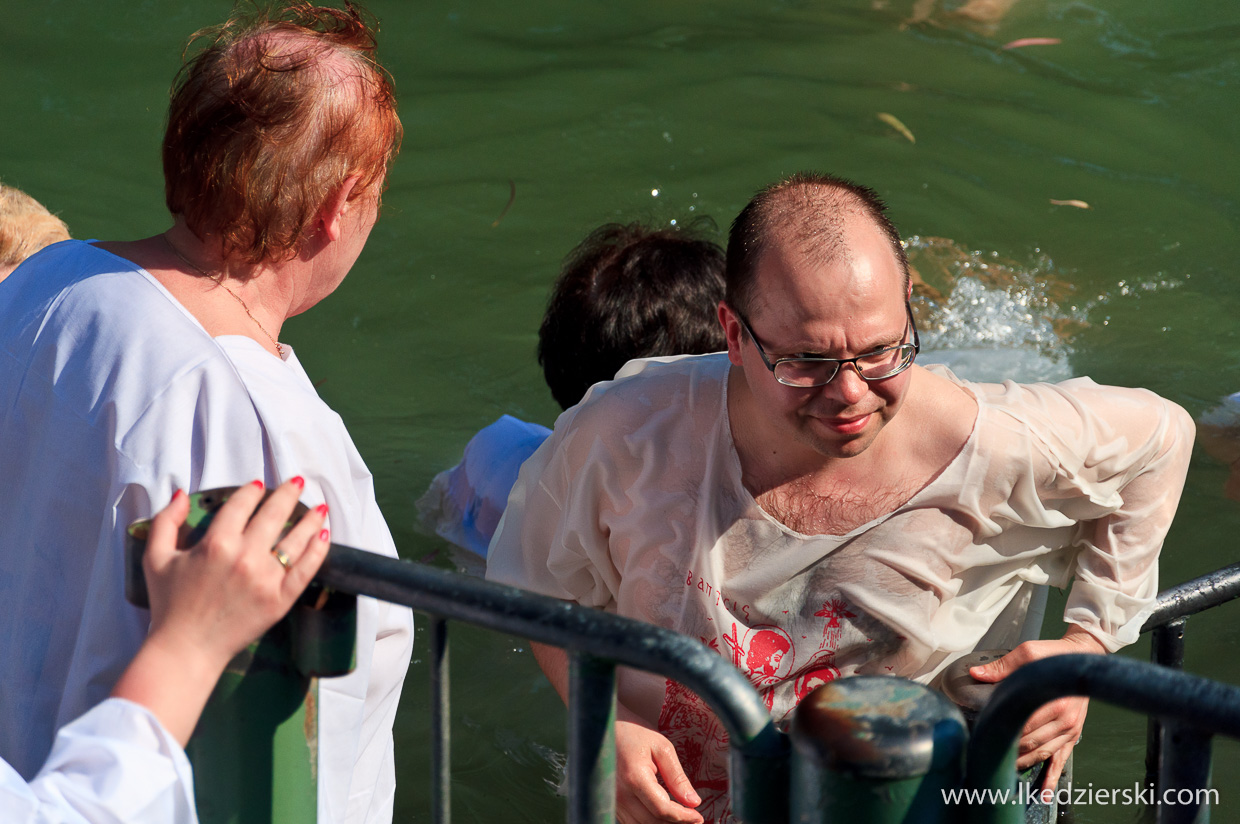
[272,547,291,569]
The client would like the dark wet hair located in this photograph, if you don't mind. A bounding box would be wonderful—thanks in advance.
[726,171,909,316]
[539,221,726,410]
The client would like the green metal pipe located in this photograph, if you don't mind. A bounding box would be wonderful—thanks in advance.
[788,676,968,824]
[568,653,617,824]
[430,617,451,824]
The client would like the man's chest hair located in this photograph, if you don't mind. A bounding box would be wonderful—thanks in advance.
[754,472,923,536]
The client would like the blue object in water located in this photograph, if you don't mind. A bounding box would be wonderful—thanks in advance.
[416,414,552,557]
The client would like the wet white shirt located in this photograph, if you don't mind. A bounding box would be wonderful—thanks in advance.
[1,699,196,824]
[487,353,1193,821]
[0,241,413,824]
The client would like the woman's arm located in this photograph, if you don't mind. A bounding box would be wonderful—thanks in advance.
[4,478,329,823]
[112,478,329,744]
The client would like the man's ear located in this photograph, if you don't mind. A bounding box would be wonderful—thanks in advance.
[719,301,745,367]
[319,174,364,243]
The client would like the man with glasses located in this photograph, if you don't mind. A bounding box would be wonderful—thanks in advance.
[487,172,1193,824]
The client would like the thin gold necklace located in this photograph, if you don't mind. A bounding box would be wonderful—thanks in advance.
[163,233,285,358]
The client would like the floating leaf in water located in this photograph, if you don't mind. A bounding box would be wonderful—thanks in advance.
[877,112,916,143]
[1002,37,1062,49]
[491,179,516,227]
[1049,199,1091,209]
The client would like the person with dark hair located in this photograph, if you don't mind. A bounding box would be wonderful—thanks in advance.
[0,6,411,822]
[540,221,726,410]
[418,221,726,557]
[487,172,1193,823]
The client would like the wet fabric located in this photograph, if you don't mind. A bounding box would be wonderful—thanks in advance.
[487,352,1193,822]
[0,241,413,824]
[0,698,196,824]
[416,414,551,557]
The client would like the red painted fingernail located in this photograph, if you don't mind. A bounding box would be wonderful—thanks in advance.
[251,480,264,489]
[291,476,305,490]
[319,529,330,542]
[173,488,187,501]
[315,503,328,517]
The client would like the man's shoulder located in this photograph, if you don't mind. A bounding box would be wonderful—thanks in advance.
[923,363,1180,418]
[941,368,1194,469]
[585,352,728,402]
[968,371,1184,423]
[534,354,730,477]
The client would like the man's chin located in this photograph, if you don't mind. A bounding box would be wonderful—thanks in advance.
[798,424,877,460]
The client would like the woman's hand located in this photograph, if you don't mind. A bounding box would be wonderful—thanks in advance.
[144,477,330,668]
[111,478,330,744]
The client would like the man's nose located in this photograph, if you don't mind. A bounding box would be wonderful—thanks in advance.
[824,362,870,404]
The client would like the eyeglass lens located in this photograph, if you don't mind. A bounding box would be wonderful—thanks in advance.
[774,345,915,386]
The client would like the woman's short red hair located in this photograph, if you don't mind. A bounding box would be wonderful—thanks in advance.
[163,3,401,265]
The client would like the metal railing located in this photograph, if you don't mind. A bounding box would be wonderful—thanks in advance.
[316,546,787,824]
[314,547,1240,823]
[1140,561,1240,815]
[967,654,1240,824]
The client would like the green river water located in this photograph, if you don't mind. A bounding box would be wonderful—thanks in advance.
[4,1,1240,820]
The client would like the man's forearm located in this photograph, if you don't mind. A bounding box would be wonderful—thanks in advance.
[531,642,571,703]
[530,642,653,728]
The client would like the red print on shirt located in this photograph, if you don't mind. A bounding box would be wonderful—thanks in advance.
[814,597,856,631]
[743,626,794,686]
[658,679,735,824]
[793,651,842,704]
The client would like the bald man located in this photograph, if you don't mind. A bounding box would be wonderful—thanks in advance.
[487,172,1193,824]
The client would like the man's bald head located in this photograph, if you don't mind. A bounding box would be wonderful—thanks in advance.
[163,3,401,265]
[725,173,910,316]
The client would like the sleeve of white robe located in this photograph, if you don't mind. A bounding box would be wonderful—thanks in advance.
[989,377,1196,650]
[0,698,197,824]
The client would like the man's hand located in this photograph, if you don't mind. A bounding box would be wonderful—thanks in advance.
[614,708,703,824]
[530,643,703,823]
[968,626,1107,798]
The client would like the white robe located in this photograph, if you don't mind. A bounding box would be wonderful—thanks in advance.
[487,353,1194,823]
[0,240,413,824]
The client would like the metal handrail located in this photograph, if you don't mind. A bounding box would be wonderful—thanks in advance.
[1142,561,1240,632]
[316,545,785,823]
[1139,561,1240,809]
[968,654,1240,824]
[318,545,775,746]
[314,547,1240,823]
[970,655,1240,773]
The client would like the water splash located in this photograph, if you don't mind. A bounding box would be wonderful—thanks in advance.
[906,236,1084,383]
[905,236,1184,384]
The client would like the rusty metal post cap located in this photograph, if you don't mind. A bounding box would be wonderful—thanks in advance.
[790,675,967,779]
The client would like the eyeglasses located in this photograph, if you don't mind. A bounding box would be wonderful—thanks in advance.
[735,303,920,388]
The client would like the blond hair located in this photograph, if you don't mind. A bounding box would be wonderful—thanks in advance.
[0,183,71,267]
